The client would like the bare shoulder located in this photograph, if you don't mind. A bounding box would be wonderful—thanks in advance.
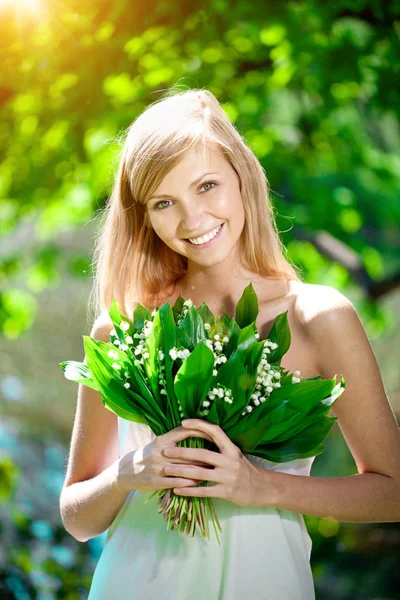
[292,281,355,327]
[292,282,369,379]
[90,310,114,342]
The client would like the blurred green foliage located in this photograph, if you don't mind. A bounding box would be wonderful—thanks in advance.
[1,1,399,597]
[0,0,399,338]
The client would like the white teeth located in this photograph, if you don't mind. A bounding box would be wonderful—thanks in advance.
[188,224,222,245]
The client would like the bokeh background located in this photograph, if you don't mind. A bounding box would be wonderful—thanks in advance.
[1,0,399,598]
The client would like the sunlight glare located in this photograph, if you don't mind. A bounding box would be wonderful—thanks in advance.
[0,0,43,16]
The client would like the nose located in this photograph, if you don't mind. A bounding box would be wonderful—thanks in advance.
[178,196,206,236]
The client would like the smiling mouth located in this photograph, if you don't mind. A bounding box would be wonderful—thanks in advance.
[184,223,224,247]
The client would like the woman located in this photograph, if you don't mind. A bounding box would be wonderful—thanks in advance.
[60,89,400,599]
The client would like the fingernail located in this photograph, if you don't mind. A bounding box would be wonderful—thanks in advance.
[181,419,192,425]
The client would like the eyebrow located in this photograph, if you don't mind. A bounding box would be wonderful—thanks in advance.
[149,172,220,201]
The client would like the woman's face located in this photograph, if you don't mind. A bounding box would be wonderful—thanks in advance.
[146,143,246,269]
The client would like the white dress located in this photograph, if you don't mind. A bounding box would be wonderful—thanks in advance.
[87,418,316,600]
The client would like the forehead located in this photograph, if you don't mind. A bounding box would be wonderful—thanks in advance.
[158,143,229,184]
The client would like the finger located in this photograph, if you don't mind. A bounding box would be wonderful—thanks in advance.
[161,477,203,489]
[164,446,224,468]
[167,458,213,468]
[173,483,222,497]
[164,464,220,484]
[167,426,214,445]
[180,419,237,455]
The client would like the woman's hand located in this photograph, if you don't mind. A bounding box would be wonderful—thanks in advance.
[163,419,271,507]
[116,425,214,494]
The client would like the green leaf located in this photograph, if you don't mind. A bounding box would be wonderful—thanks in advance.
[109,298,133,343]
[180,304,207,346]
[133,303,151,332]
[174,342,215,417]
[158,301,180,426]
[235,282,259,328]
[59,360,99,391]
[143,309,163,407]
[82,339,150,425]
[266,311,291,363]
[83,336,168,431]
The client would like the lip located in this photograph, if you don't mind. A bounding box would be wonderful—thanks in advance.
[184,223,224,249]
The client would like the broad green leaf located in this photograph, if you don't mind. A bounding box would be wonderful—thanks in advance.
[180,304,207,346]
[159,301,180,426]
[266,311,291,363]
[235,282,259,328]
[109,297,133,343]
[59,360,99,391]
[83,336,168,430]
[174,342,215,417]
[133,303,151,332]
[143,309,163,407]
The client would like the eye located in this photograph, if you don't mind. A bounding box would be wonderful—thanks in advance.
[154,200,173,210]
[152,181,217,210]
[200,181,217,193]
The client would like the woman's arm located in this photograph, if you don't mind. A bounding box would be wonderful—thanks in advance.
[261,284,400,521]
[59,312,131,543]
[60,456,130,543]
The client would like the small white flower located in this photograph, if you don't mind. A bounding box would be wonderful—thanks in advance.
[151,309,157,317]
[143,351,150,359]
[214,342,222,351]
[124,382,131,389]
[222,336,229,343]
[254,332,260,339]
[213,369,218,376]
[292,376,301,383]
[217,388,224,398]
[246,406,253,412]
[204,323,211,331]
[294,370,301,377]
[169,349,178,361]
[214,334,220,341]
[203,400,210,408]
[108,350,119,359]
[160,389,167,395]
[119,343,128,352]
[208,393,215,400]
[254,399,260,406]
[112,362,121,370]
[120,321,130,331]
[266,386,273,393]
[134,359,141,367]
[125,336,133,344]
[124,371,129,377]
[113,339,120,346]
[110,329,116,337]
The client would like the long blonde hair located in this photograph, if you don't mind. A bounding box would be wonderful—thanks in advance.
[89,88,302,323]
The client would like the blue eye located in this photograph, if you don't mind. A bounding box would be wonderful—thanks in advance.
[153,181,217,210]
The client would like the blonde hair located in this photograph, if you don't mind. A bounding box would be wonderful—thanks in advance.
[89,88,302,323]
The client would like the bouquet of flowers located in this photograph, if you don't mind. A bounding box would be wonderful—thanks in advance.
[60,283,345,544]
